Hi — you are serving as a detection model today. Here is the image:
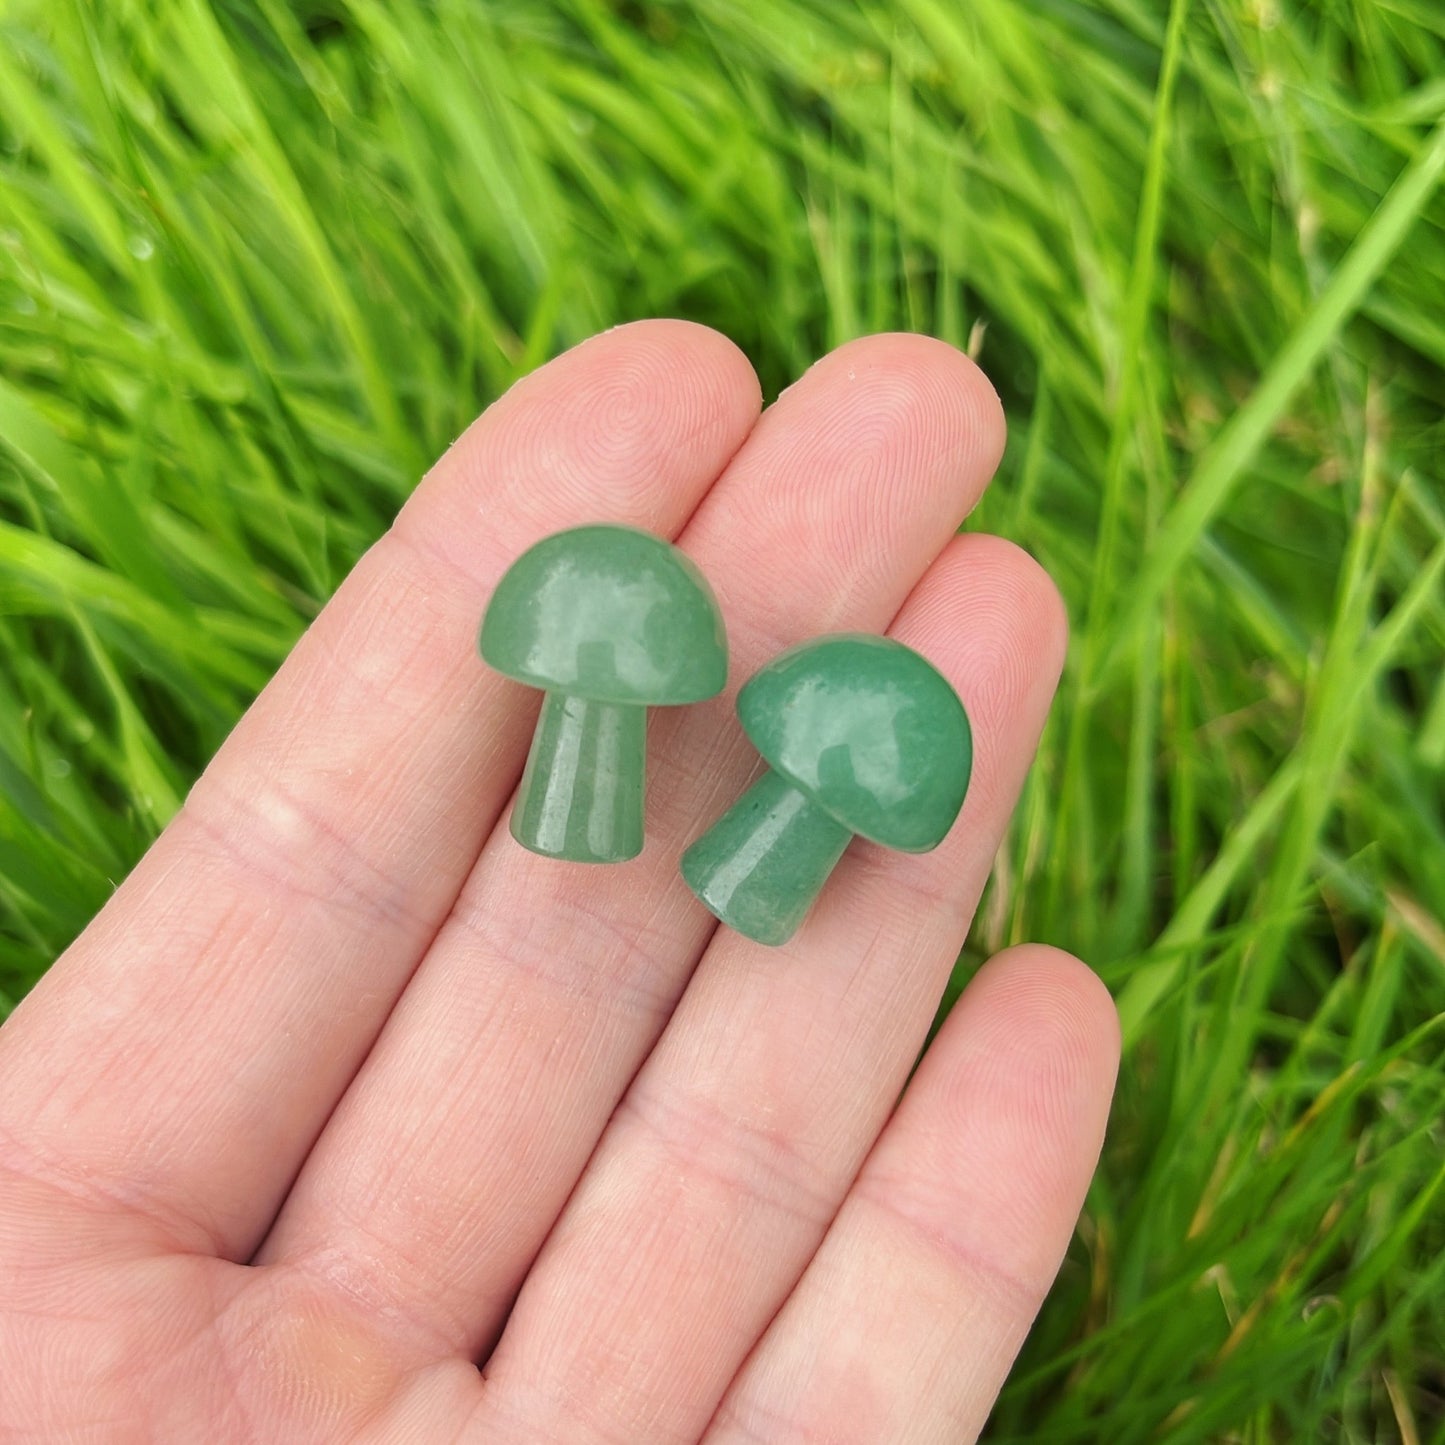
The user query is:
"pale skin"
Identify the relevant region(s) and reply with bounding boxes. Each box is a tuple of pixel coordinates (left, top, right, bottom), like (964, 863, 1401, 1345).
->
(0, 323, 1119, 1444)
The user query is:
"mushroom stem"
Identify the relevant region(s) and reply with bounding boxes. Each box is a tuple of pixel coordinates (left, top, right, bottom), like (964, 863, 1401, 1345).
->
(680, 768, 853, 946)
(511, 693, 646, 862)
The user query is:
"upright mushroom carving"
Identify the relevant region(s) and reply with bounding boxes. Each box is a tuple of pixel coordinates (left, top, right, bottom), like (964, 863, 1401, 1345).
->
(480, 524, 728, 862)
(681, 633, 972, 944)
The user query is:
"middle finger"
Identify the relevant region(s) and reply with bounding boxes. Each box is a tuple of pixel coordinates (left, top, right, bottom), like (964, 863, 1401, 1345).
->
(258, 334, 1004, 1358)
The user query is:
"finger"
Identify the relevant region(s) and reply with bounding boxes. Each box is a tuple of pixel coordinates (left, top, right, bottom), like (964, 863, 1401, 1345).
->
(469, 534, 1069, 1444)
(707, 946, 1118, 1445)
(0, 322, 760, 1259)
(258, 336, 1005, 1360)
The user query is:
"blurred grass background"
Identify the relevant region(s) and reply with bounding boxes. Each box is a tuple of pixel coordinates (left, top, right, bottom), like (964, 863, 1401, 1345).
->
(2, 0, 1443, 1438)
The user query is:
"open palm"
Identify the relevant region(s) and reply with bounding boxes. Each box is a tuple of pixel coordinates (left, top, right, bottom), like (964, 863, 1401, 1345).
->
(0, 323, 1117, 1444)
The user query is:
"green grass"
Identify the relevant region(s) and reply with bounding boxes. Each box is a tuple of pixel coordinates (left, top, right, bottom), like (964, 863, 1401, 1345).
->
(3, 0, 1444, 1438)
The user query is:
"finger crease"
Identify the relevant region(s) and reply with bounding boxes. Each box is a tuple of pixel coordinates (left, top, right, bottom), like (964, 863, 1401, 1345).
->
(180, 781, 432, 939)
(851, 1172, 1038, 1316)
(616, 1084, 837, 1233)
(0, 1118, 225, 1258)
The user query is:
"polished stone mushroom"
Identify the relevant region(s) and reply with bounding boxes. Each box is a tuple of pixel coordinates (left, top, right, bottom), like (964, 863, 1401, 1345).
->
(681, 633, 971, 944)
(479, 524, 727, 862)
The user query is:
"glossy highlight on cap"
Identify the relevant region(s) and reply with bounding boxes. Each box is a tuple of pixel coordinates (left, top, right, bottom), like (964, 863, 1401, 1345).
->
(738, 633, 971, 853)
(480, 524, 727, 705)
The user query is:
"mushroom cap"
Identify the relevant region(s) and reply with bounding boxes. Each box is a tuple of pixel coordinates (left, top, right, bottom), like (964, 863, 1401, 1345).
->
(479, 525, 728, 704)
(737, 633, 971, 853)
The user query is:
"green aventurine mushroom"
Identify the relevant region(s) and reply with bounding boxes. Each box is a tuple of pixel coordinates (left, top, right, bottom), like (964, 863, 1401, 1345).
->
(480, 524, 727, 863)
(681, 633, 971, 945)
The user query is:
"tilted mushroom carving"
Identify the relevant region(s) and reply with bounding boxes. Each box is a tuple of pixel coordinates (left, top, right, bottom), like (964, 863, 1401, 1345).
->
(681, 634, 972, 944)
(480, 525, 728, 862)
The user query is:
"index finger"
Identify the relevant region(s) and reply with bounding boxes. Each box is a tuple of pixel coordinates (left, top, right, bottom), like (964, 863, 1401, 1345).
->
(0, 321, 760, 1260)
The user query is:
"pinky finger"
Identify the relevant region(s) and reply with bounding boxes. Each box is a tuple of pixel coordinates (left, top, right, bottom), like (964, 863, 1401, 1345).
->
(704, 946, 1119, 1445)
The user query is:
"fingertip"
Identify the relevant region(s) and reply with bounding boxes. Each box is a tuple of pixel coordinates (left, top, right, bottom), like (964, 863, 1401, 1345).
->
(507, 321, 761, 521)
(582, 318, 764, 451)
(518, 317, 760, 411)
(629, 317, 763, 406)
(963, 943, 1121, 1088)
(810, 332, 1007, 487)
(920, 533, 1069, 681)
(401, 320, 762, 572)
(1020, 943, 1122, 1067)
(929, 945, 1119, 1208)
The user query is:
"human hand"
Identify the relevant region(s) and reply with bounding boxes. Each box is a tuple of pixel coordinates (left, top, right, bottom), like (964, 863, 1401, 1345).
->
(0, 323, 1118, 1444)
